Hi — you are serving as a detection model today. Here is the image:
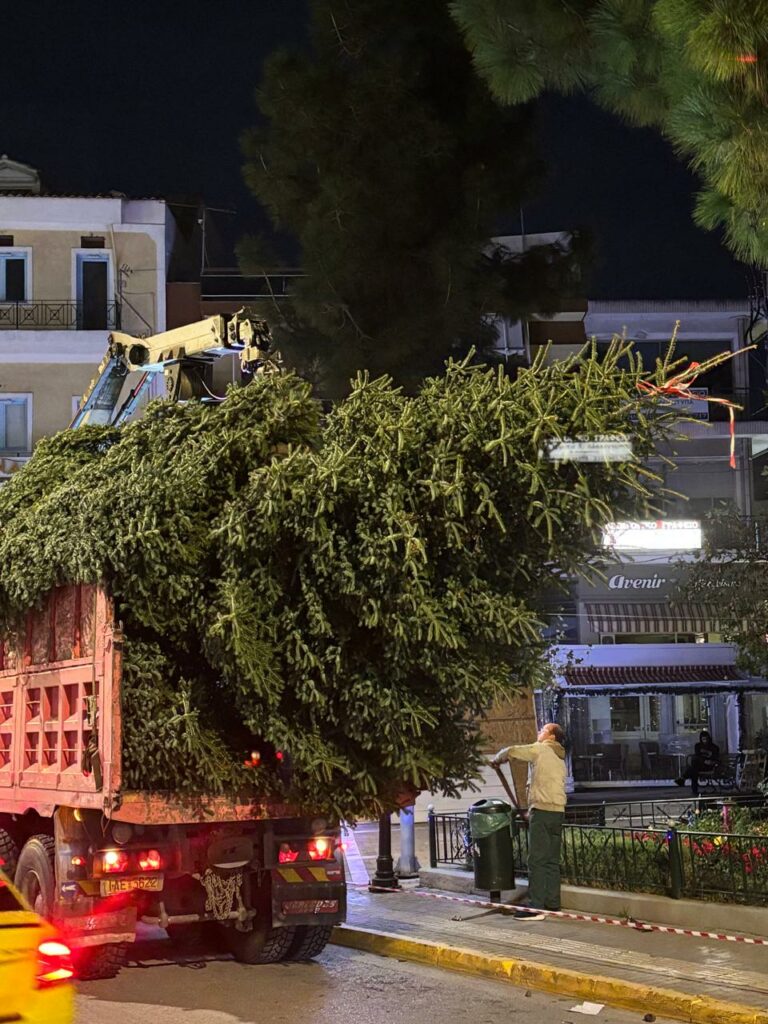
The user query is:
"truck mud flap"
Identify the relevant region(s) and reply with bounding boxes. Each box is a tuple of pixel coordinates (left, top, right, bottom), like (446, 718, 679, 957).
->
(270, 867, 346, 928)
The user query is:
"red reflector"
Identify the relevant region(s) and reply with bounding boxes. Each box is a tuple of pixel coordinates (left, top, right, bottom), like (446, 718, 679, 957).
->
(138, 849, 162, 872)
(279, 842, 299, 863)
(36, 939, 74, 988)
(102, 849, 129, 874)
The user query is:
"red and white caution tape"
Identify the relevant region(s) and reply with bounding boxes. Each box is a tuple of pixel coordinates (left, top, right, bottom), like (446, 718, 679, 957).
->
(353, 883, 768, 946)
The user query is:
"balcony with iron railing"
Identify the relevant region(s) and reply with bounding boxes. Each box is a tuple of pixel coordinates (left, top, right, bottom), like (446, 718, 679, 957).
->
(704, 515, 767, 551)
(0, 300, 121, 330)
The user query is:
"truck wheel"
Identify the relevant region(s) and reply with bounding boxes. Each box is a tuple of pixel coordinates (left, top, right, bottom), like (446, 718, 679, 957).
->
(0, 827, 19, 879)
(224, 922, 297, 964)
(287, 925, 333, 960)
(14, 835, 55, 917)
(74, 942, 126, 981)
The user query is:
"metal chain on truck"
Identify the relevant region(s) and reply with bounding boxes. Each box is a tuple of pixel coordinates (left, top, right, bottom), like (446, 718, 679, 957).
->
(200, 868, 245, 921)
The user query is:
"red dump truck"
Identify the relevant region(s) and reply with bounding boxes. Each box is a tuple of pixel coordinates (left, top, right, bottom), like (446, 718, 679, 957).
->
(0, 583, 346, 979)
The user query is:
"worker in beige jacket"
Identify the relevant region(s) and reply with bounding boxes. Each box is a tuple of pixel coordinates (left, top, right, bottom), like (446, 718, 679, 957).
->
(491, 722, 567, 920)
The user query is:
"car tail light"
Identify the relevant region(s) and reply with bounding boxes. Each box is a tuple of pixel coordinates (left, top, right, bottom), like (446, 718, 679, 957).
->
(307, 837, 333, 861)
(279, 842, 299, 863)
(138, 849, 162, 872)
(71, 855, 86, 867)
(102, 849, 129, 874)
(36, 939, 74, 988)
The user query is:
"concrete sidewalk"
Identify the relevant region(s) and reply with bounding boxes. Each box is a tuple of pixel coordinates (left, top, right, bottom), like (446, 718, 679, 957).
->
(333, 884, 768, 1024)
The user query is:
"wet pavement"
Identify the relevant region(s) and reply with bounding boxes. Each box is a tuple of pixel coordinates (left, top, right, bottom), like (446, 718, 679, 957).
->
(75, 936, 667, 1023)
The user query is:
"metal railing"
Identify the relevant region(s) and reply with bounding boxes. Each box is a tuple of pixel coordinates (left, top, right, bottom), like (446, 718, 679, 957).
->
(428, 798, 768, 905)
(428, 811, 472, 870)
(584, 793, 766, 829)
(0, 300, 121, 330)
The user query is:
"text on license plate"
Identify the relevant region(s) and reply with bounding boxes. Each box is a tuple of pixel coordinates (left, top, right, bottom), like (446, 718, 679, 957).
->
(282, 899, 339, 915)
(100, 875, 164, 896)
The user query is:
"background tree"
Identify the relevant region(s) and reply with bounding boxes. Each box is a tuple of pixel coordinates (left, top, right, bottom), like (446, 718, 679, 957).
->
(687, 515, 768, 676)
(241, 0, 586, 395)
(451, 0, 768, 266)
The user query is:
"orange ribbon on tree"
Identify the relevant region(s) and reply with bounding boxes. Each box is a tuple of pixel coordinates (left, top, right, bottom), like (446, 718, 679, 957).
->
(636, 363, 741, 468)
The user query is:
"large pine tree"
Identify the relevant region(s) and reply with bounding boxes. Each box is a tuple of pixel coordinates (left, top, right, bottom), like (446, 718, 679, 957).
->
(241, 0, 585, 395)
(451, 0, 768, 266)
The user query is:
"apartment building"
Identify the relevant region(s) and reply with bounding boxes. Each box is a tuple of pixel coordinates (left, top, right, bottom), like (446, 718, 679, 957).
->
(529, 299, 768, 788)
(0, 156, 172, 479)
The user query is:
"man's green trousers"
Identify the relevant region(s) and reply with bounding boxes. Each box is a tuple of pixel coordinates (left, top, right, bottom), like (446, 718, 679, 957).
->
(527, 807, 564, 911)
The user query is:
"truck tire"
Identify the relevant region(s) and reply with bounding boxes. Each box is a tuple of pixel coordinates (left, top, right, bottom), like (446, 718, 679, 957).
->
(14, 835, 55, 917)
(287, 925, 333, 960)
(224, 922, 298, 964)
(74, 942, 126, 981)
(0, 827, 19, 879)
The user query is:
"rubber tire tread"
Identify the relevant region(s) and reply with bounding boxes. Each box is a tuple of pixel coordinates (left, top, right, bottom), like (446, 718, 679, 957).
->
(225, 923, 298, 964)
(74, 942, 127, 981)
(287, 925, 333, 960)
(14, 834, 55, 917)
(0, 828, 19, 880)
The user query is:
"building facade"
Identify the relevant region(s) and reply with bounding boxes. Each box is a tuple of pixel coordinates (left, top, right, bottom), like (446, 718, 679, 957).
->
(530, 299, 768, 787)
(0, 157, 173, 479)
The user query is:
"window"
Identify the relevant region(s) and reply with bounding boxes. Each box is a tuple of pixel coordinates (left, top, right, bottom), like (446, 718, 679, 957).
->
(0, 250, 29, 301)
(611, 697, 641, 732)
(677, 695, 709, 729)
(0, 395, 31, 453)
(610, 696, 660, 733)
(73, 251, 112, 329)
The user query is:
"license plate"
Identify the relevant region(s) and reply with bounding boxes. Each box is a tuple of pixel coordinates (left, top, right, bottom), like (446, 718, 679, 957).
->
(282, 899, 339, 916)
(100, 874, 164, 896)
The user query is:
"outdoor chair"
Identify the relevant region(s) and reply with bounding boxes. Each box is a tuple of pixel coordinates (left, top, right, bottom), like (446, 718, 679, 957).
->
(587, 742, 626, 781)
(639, 741, 677, 780)
(736, 749, 768, 792)
(692, 753, 739, 793)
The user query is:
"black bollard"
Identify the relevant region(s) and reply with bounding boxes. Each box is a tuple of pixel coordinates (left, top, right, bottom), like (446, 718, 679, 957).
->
(369, 813, 400, 891)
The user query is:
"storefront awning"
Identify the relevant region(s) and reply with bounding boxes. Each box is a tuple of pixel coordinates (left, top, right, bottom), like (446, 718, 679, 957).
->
(585, 601, 719, 635)
(559, 663, 764, 696)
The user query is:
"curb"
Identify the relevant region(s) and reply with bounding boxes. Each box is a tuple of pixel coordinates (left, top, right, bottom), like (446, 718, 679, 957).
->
(331, 924, 768, 1024)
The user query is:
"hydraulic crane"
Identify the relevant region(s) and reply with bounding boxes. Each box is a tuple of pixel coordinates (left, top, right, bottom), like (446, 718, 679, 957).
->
(71, 309, 274, 427)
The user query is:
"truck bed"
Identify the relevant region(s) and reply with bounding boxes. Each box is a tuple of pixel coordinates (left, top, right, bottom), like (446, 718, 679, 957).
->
(0, 584, 296, 823)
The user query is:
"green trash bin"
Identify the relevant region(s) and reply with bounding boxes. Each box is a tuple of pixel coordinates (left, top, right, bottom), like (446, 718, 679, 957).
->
(468, 798, 514, 897)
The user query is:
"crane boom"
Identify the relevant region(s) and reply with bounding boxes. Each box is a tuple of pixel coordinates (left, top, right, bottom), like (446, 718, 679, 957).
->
(71, 310, 273, 428)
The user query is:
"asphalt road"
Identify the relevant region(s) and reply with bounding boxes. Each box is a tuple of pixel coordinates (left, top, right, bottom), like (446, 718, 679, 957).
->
(75, 936, 662, 1024)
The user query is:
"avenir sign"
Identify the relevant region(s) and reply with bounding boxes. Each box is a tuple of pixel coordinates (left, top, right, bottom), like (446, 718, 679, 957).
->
(608, 573, 668, 590)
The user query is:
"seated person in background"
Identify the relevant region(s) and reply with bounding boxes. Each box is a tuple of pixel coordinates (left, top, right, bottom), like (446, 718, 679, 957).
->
(675, 730, 720, 797)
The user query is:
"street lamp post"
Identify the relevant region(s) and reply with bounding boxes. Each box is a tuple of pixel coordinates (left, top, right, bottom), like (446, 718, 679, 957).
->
(369, 813, 399, 891)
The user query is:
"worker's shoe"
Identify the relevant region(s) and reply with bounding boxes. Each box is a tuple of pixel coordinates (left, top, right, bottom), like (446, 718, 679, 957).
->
(513, 908, 546, 921)
(674, 777, 685, 787)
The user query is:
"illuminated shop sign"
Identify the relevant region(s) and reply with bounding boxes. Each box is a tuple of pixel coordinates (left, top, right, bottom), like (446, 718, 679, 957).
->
(602, 520, 702, 551)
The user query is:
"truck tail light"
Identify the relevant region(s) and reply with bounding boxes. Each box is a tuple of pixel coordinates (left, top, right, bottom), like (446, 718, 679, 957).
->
(102, 849, 129, 874)
(138, 849, 162, 872)
(307, 837, 333, 861)
(36, 939, 74, 988)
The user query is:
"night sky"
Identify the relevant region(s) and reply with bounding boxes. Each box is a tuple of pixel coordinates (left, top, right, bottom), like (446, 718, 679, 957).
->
(2, 1, 747, 300)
